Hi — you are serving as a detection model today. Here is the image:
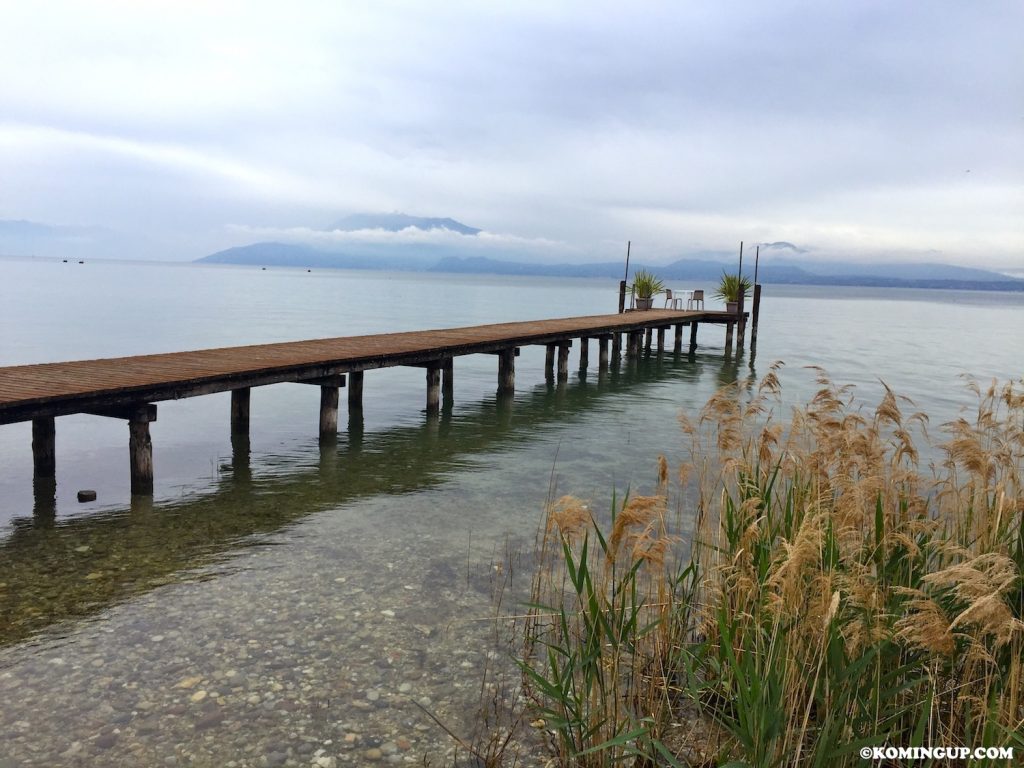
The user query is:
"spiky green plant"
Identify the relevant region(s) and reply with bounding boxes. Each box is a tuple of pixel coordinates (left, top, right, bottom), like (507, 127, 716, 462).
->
(631, 270, 665, 300)
(713, 272, 752, 303)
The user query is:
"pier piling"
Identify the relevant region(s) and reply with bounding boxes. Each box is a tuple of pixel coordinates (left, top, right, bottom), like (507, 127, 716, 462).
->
(319, 385, 339, 438)
(32, 417, 55, 479)
(348, 371, 364, 417)
(442, 357, 454, 405)
(598, 335, 610, 370)
(128, 406, 156, 495)
(557, 342, 571, 382)
(674, 324, 683, 354)
(751, 284, 762, 344)
(231, 388, 250, 436)
(426, 365, 441, 416)
(497, 348, 516, 393)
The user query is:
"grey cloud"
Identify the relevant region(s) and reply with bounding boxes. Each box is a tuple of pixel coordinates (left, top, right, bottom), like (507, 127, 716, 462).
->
(0, 1, 1020, 266)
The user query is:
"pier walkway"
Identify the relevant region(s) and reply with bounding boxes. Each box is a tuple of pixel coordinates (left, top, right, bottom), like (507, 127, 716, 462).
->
(1, 308, 744, 495)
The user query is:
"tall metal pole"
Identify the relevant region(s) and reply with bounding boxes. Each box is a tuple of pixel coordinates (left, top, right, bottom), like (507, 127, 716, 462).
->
(751, 245, 762, 344)
(736, 242, 745, 348)
(618, 240, 631, 313)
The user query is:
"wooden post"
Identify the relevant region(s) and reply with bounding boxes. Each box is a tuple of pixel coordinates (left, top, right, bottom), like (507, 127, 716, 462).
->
(690, 321, 699, 352)
(598, 336, 610, 370)
(231, 388, 250, 436)
(644, 327, 653, 352)
(319, 385, 339, 437)
(611, 332, 621, 361)
(545, 344, 555, 378)
(579, 337, 589, 371)
(737, 314, 746, 351)
(32, 416, 56, 478)
(128, 407, 156, 495)
(656, 327, 666, 352)
(426, 364, 441, 416)
(557, 342, 570, 382)
(628, 330, 643, 357)
(442, 357, 454, 405)
(725, 322, 735, 354)
(498, 348, 515, 393)
(674, 324, 683, 354)
(618, 280, 627, 313)
(751, 284, 762, 343)
(348, 370, 364, 416)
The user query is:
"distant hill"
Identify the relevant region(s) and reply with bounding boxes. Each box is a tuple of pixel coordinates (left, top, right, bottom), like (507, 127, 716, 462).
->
(198, 243, 1024, 292)
(329, 213, 481, 235)
(775, 260, 1014, 282)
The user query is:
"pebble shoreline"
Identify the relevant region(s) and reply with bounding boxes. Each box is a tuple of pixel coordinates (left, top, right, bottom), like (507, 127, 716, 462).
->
(0, 493, 544, 767)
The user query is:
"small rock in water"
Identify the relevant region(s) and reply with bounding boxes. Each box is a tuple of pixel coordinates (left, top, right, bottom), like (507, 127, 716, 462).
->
(363, 748, 382, 762)
(193, 710, 224, 730)
(95, 732, 119, 749)
(77, 490, 97, 502)
(175, 675, 203, 689)
(190, 690, 208, 703)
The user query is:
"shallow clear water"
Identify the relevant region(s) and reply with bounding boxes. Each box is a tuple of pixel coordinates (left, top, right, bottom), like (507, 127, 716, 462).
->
(0, 258, 1021, 766)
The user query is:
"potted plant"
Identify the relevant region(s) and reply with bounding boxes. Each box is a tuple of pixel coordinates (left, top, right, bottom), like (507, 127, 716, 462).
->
(630, 269, 664, 310)
(714, 272, 752, 313)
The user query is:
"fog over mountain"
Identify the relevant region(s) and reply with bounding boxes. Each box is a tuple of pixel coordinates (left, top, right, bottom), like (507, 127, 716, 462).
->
(194, 214, 1023, 292)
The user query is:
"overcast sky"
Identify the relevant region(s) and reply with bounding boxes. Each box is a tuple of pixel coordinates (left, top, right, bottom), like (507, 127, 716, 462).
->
(0, 1, 1021, 266)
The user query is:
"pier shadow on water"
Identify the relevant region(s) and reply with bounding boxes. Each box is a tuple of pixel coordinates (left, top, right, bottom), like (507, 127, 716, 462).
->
(0, 350, 749, 649)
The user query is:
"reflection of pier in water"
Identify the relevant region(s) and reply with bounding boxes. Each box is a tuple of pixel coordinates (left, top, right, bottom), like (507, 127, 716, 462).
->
(0, 351, 750, 647)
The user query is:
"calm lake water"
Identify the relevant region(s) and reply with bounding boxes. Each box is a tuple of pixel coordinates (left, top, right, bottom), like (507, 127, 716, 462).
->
(0, 257, 1021, 766)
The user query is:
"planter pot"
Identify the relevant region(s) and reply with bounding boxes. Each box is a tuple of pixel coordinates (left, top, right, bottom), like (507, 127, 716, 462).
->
(636, 297, 654, 310)
(726, 301, 738, 313)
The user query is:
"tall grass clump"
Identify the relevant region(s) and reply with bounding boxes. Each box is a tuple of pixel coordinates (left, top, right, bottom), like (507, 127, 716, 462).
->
(522, 366, 1023, 766)
(522, 473, 687, 766)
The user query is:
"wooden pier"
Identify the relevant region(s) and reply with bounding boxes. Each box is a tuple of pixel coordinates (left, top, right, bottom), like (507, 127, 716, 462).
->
(0, 309, 744, 497)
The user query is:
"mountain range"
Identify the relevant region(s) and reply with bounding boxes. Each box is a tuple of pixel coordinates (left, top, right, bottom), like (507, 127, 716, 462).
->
(3, 214, 1021, 291)
(197, 214, 1024, 292)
